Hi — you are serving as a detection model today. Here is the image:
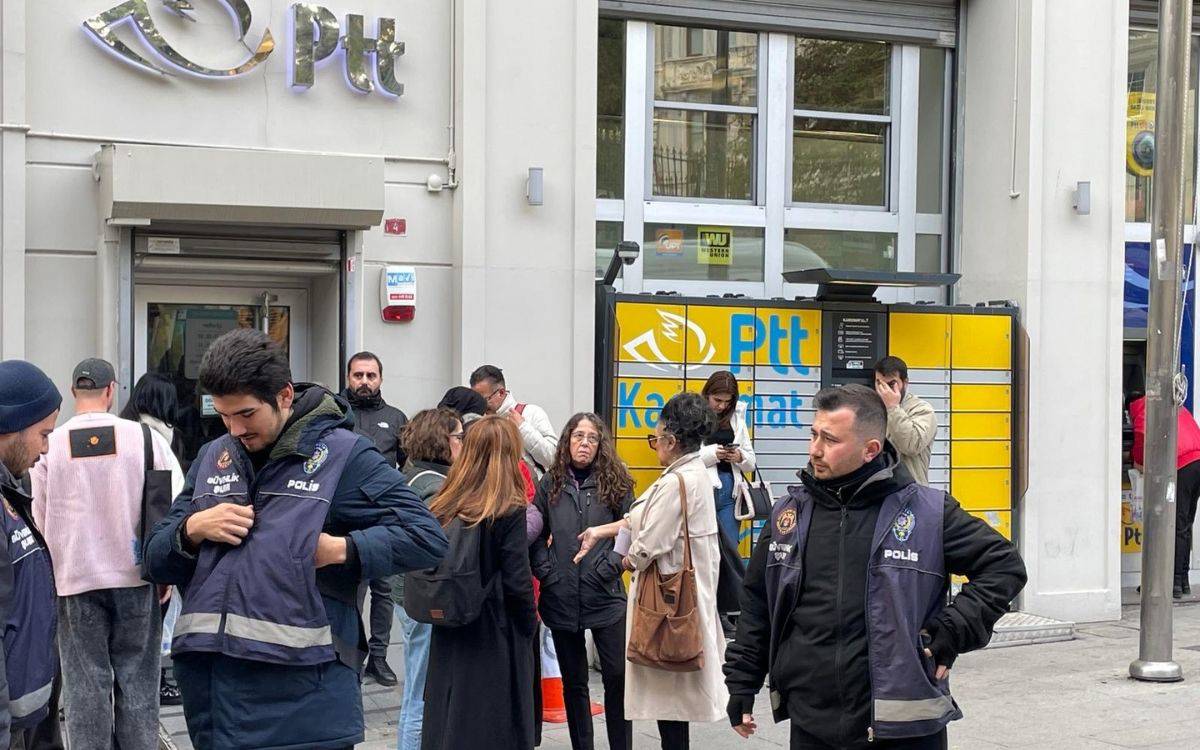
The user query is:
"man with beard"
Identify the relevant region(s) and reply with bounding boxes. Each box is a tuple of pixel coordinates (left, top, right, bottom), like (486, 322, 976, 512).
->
(0, 360, 61, 749)
(342, 352, 408, 686)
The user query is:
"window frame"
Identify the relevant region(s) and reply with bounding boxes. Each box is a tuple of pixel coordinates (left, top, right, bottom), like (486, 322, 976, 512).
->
(646, 25, 767, 205)
(598, 18, 954, 302)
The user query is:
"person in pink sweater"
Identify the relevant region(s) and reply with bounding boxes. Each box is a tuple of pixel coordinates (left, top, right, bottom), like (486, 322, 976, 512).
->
(30, 358, 175, 750)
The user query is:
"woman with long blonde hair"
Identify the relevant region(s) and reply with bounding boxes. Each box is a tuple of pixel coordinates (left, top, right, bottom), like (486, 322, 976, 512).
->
(420, 416, 538, 750)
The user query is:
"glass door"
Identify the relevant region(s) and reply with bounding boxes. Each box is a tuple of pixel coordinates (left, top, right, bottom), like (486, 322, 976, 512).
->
(134, 285, 309, 465)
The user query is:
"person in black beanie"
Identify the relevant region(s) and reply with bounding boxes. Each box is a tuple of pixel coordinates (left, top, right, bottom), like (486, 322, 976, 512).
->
(437, 386, 487, 428)
(341, 352, 408, 687)
(0, 360, 62, 749)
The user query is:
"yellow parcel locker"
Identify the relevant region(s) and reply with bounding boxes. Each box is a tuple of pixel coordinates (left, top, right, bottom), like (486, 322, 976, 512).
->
(754, 308, 822, 368)
(617, 437, 660, 469)
(950, 413, 1011, 441)
(685, 305, 756, 367)
(630, 468, 662, 498)
(951, 315, 1012, 370)
(969, 510, 1012, 541)
(951, 469, 1012, 511)
(616, 302, 686, 363)
(950, 384, 1012, 412)
(951, 441, 1012, 468)
(888, 313, 950, 369)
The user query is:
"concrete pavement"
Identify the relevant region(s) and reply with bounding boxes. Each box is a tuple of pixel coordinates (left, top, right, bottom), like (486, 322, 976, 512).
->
(159, 597, 1200, 749)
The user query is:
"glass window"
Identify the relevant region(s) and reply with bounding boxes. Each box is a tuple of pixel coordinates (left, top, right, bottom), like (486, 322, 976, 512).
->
(653, 109, 754, 200)
(916, 48, 947, 215)
(644, 223, 764, 281)
(1126, 30, 1199, 223)
(653, 25, 758, 200)
(598, 19, 625, 199)
(793, 118, 886, 205)
(794, 39, 888, 114)
(596, 221, 622, 279)
(916, 234, 941, 273)
(654, 26, 758, 107)
(792, 37, 890, 206)
(784, 229, 896, 273)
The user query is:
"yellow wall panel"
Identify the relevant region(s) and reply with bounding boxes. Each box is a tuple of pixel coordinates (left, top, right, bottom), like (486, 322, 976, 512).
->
(950, 413, 1011, 440)
(951, 315, 1013, 370)
(616, 302, 686, 363)
(888, 313, 950, 369)
(617, 377, 683, 407)
(754, 308, 822, 369)
(951, 441, 1012, 468)
(951, 384, 1012, 412)
(952, 469, 1012, 511)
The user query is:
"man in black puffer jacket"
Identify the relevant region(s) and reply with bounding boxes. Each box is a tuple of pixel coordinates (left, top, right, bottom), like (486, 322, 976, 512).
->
(342, 352, 409, 688)
(724, 384, 1026, 750)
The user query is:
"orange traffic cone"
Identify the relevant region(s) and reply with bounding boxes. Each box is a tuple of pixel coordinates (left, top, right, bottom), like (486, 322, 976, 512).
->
(541, 676, 568, 723)
(540, 676, 605, 723)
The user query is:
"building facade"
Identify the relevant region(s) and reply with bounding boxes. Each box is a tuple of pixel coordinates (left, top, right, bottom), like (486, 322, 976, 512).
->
(0, 0, 1180, 624)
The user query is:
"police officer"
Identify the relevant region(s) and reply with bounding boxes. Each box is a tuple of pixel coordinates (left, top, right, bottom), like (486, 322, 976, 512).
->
(143, 330, 447, 750)
(723, 384, 1027, 750)
(0, 361, 61, 749)
(341, 351, 408, 686)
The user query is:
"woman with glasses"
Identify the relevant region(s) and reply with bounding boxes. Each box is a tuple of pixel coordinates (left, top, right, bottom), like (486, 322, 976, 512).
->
(420, 416, 538, 750)
(576, 392, 728, 749)
(392, 408, 464, 750)
(530, 414, 635, 750)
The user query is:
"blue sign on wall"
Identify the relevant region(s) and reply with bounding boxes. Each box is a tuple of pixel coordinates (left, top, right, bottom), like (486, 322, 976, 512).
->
(1125, 242, 1195, 410)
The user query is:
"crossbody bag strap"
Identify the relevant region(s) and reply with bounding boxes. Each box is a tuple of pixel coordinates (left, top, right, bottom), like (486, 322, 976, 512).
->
(673, 472, 693, 571)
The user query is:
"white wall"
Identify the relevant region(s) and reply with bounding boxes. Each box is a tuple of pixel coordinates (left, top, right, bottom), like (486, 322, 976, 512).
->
(11, 0, 596, 436)
(960, 0, 1126, 623)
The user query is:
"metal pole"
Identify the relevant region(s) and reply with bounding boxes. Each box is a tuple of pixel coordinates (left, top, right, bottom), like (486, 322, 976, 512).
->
(1131, 0, 1191, 684)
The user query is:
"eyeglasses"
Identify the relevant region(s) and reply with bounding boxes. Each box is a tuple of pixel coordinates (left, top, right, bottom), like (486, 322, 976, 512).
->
(570, 431, 600, 445)
(486, 387, 504, 402)
(646, 433, 674, 449)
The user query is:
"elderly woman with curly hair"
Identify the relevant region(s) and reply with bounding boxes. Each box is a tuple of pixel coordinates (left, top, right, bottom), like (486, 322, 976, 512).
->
(575, 392, 728, 749)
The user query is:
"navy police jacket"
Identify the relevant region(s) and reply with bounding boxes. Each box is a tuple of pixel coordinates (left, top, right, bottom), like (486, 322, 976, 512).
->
(724, 445, 1027, 747)
(0, 463, 57, 744)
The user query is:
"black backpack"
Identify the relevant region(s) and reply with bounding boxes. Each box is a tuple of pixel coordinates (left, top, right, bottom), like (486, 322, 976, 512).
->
(404, 516, 495, 627)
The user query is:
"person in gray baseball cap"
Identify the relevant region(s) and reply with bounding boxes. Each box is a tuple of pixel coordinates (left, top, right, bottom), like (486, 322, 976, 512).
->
(0, 360, 61, 749)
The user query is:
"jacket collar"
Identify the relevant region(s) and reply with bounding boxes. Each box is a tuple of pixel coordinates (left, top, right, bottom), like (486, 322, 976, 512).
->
(405, 458, 450, 477)
(664, 451, 701, 474)
(498, 391, 519, 416)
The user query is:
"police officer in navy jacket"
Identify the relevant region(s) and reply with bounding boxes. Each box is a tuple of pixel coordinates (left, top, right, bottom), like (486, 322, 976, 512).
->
(143, 329, 448, 750)
(723, 384, 1026, 750)
(0, 360, 62, 749)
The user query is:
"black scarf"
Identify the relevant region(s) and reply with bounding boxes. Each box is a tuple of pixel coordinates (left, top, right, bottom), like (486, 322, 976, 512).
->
(345, 387, 384, 411)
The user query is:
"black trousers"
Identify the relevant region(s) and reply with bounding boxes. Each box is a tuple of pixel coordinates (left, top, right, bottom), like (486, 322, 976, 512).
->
(657, 721, 689, 749)
(368, 576, 395, 658)
(550, 620, 632, 750)
(791, 724, 947, 750)
(1176, 460, 1200, 582)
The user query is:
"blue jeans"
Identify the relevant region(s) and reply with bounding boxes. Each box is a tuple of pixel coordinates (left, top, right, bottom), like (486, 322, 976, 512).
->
(716, 469, 739, 545)
(396, 608, 431, 750)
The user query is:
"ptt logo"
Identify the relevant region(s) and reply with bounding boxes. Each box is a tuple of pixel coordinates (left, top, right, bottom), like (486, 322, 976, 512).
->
(728, 313, 811, 375)
(622, 310, 715, 373)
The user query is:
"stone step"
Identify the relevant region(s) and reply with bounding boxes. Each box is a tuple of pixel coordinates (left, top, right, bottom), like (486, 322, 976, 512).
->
(987, 611, 1075, 648)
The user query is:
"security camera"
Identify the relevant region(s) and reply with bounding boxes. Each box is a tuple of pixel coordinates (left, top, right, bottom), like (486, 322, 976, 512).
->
(426, 173, 445, 192)
(616, 240, 640, 265)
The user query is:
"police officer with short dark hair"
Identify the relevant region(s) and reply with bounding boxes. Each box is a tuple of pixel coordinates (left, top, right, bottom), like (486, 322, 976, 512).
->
(723, 384, 1026, 750)
(342, 351, 408, 686)
(143, 330, 447, 750)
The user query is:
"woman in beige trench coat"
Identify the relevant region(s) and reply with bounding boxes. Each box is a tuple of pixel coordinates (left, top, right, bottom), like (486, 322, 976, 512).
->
(576, 392, 728, 749)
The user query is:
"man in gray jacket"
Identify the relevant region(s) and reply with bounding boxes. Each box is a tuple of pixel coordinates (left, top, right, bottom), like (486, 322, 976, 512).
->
(874, 356, 937, 486)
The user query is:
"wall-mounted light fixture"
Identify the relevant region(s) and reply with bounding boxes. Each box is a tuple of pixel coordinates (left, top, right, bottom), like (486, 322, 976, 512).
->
(526, 167, 544, 206)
